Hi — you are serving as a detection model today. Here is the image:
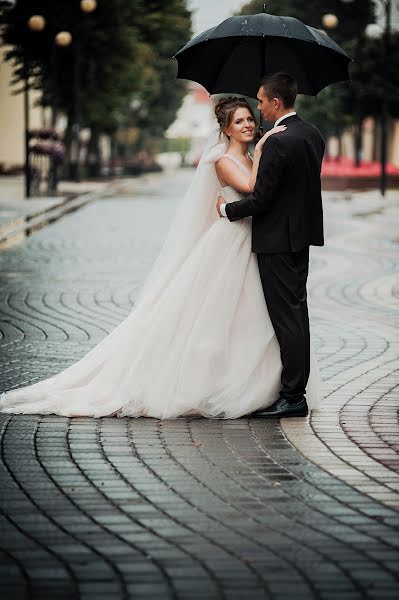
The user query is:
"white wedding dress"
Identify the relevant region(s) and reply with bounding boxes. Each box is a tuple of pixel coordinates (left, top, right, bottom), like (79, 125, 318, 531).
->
(0, 131, 320, 419)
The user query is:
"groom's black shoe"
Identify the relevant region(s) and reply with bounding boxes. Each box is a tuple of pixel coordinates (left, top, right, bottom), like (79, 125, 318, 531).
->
(250, 397, 308, 419)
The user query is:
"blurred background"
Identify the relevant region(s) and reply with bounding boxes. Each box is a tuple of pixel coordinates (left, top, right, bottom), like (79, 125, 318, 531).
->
(0, 0, 398, 197)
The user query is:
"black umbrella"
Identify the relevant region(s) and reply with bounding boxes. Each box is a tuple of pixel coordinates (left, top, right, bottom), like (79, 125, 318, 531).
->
(174, 12, 352, 98)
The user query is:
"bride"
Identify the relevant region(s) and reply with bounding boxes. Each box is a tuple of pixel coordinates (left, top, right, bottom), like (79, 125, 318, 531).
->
(0, 97, 320, 419)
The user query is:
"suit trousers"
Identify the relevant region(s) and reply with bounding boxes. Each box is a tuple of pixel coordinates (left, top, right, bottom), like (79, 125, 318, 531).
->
(257, 247, 310, 403)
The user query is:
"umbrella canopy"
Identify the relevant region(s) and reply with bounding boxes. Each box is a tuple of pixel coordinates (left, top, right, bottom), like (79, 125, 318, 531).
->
(174, 13, 352, 97)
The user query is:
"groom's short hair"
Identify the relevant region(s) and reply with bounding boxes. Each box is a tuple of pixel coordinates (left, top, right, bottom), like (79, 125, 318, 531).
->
(260, 72, 298, 108)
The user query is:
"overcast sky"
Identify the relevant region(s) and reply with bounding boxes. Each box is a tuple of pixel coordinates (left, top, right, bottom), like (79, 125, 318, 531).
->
(188, 0, 248, 36)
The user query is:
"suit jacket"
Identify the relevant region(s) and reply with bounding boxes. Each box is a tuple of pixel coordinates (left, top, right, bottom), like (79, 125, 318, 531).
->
(225, 114, 325, 253)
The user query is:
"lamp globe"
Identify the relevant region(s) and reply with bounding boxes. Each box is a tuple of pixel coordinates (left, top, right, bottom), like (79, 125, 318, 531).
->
(55, 31, 72, 46)
(80, 0, 97, 13)
(322, 13, 339, 29)
(28, 15, 46, 32)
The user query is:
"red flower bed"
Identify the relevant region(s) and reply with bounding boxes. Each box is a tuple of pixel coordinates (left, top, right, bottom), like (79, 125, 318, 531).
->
(322, 157, 399, 177)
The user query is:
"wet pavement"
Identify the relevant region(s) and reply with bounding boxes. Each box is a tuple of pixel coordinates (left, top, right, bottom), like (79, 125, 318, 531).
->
(0, 169, 398, 599)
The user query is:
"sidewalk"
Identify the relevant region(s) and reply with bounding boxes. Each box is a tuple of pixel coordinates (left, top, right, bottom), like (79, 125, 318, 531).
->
(0, 171, 398, 599)
(0, 175, 112, 248)
(283, 186, 399, 511)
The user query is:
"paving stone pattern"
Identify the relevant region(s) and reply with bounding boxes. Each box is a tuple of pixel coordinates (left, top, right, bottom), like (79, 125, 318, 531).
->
(0, 171, 398, 599)
(283, 191, 399, 510)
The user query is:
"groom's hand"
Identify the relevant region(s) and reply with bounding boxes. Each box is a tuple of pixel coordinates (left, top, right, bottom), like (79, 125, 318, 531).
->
(216, 196, 224, 217)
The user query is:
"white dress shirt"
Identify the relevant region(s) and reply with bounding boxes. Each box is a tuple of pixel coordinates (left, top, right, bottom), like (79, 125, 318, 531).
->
(219, 112, 297, 217)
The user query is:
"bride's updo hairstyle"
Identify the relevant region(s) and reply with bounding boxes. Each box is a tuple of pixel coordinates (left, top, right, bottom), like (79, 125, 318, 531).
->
(215, 97, 256, 137)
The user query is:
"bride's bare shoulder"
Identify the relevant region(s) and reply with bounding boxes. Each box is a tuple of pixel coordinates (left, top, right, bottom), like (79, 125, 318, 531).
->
(215, 154, 235, 173)
(215, 155, 237, 183)
(215, 154, 252, 194)
(215, 155, 231, 187)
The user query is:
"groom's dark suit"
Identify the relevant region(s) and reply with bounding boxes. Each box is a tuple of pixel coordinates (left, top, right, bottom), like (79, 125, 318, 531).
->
(225, 114, 325, 403)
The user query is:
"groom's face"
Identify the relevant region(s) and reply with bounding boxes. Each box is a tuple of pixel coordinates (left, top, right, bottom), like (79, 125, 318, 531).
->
(257, 86, 278, 123)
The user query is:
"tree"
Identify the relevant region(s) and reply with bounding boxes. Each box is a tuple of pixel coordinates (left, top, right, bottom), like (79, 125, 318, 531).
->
(239, 0, 373, 43)
(347, 33, 399, 120)
(124, 1, 192, 157)
(0, 0, 191, 175)
(237, 0, 381, 144)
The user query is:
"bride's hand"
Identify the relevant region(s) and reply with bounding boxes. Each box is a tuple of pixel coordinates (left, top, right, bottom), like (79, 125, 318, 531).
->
(255, 125, 286, 154)
(216, 195, 224, 217)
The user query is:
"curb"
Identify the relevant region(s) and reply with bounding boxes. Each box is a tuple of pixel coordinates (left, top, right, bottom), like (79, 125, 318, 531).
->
(0, 190, 105, 249)
(322, 174, 399, 191)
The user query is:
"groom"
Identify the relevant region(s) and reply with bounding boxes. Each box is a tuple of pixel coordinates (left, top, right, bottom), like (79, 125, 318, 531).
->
(217, 72, 325, 418)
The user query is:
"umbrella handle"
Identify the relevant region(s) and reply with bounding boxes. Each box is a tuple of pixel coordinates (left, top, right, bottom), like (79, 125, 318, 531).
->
(254, 124, 264, 145)
(259, 109, 264, 134)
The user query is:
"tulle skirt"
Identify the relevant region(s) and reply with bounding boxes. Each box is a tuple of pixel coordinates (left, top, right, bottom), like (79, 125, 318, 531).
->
(0, 215, 320, 419)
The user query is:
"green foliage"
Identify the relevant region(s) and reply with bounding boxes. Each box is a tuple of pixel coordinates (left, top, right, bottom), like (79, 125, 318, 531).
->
(127, 1, 191, 151)
(238, 0, 396, 136)
(297, 32, 399, 137)
(0, 0, 191, 147)
(239, 1, 373, 44)
(347, 33, 399, 119)
(295, 83, 352, 138)
(160, 136, 190, 153)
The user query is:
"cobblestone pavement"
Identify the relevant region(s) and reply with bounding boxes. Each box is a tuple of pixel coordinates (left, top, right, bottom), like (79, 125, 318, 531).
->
(0, 170, 398, 599)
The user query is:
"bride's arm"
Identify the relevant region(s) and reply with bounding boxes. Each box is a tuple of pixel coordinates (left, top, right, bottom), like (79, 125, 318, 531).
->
(215, 157, 252, 194)
(215, 125, 287, 194)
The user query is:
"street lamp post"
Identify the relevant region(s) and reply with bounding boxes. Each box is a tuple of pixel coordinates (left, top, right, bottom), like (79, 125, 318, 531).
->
(380, 0, 391, 197)
(25, 1, 97, 186)
(323, 0, 393, 196)
(24, 14, 47, 198)
(72, 0, 97, 182)
(366, 0, 392, 196)
(69, 0, 97, 182)
(23, 58, 31, 198)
